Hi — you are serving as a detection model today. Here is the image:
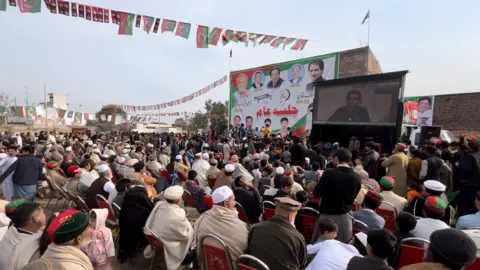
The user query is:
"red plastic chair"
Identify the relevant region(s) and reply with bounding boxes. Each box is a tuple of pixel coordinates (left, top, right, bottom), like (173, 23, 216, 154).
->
(236, 202, 250, 224)
(142, 227, 165, 270)
(95, 194, 118, 226)
(112, 202, 121, 219)
(308, 193, 321, 205)
(177, 171, 187, 182)
(377, 201, 397, 232)
(397, 237, 429, 268)
(262, 201, 275, 220)
(299, 207, 319, 242)
(352, 202, 358, 211)
(74, 195, 90, 213)
(204, 195, 214, 210)
(465, 258, 480, 270)
(208, 177, 217, 189)
(237, 254, 270, 270)
(182, 190, 197, 208)
(200, 233, 234, 270)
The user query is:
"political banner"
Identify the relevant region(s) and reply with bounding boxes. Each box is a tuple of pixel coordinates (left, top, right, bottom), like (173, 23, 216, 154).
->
(403, 96, 434, 126)
(229, 53, 338, 136)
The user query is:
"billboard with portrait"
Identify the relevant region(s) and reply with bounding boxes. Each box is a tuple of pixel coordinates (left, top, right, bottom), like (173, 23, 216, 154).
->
(314, 80, 401, 126)
(229, 53, 338, 136)
(403, 96, 435, 127)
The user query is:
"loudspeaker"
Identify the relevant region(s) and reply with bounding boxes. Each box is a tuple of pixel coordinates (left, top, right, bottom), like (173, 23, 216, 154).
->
(419, 125, 441, 147)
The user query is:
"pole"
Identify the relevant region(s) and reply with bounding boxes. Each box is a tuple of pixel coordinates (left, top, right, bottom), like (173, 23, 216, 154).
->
(25, 86, 28, 106)
(44, 85, 48, 132)
(227, 48, 232, 132)
(367, 13, 371, 47)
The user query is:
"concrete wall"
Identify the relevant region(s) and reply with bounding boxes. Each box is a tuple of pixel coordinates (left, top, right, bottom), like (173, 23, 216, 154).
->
(433, 92, 480, 135)
(337, 46, 382, 78)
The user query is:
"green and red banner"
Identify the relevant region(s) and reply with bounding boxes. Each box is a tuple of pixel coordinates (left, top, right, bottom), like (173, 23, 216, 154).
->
(196, 25, 209, 48)
(142, 16, 154, 33)
(161, 19, 176, 33)
(118, 12, 135, 35)
(175, 22, 191, 39)
(18, 0, 41, 13)
(209, 27, 222, 46)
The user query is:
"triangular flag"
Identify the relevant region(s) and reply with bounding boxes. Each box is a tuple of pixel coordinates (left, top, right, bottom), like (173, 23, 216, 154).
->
(361, 10, 370, 24)
(142, 15, 154, 33)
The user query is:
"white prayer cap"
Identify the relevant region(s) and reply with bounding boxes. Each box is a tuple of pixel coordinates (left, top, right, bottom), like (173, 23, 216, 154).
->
(146, 143, 154, 148)
(121, 149, 129, 154)
(276, 167, 285, 175)
(225, 164, 235, 173)
(252, 153, 260, 160)
(117, 157, 125, 164)
(96, 164, 109, 173)
(305, 157, 310, 164)
(175, 155, 182, 160)
(424, 180, 446, 192)
(93, 149, 101, 153)
(87, 141, 93, 146)
(92, 144, 98, 148)
(212, 186, 233, 204)
(125, 144, 131, 149)
(126, 159, 139, 167)
(195, 153, 202, 157)
(202, 153, 209, 159)
(164, 186, 184, 201)
(242, 137, 247, 141)
(65, 146, 72, 152)
(162, 142, 167, 147)
(100, 154, 109, 159)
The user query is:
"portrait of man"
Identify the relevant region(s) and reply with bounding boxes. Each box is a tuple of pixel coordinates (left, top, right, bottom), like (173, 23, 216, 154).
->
(266, 67, 284, 89)
(417, 96, 433, 126)
(264, 118, 272, 127)
(25, 107, 36, 121)
(280, 117, 289, 138)
(246, 116, 253, 129)
(328, 90, 370, 123)
(233, 115, 242, 128)
(289, 64, 303, 84)
(252, 71, 264, 90)
(305, 59, 326, 93)
(234, 73, 251, 106)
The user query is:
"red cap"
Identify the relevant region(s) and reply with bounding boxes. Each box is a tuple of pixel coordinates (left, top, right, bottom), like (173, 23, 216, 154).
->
(67, 165, 81, 176)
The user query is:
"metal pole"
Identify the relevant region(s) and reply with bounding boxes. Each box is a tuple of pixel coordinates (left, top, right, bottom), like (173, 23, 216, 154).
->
(44, 85, 48, 132)
(367, 13, 371, 47)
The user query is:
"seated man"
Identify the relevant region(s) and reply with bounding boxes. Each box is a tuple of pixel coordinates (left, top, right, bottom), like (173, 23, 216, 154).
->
(456, 191, 480, 229)
(144, 186, 195, 270)
(194, 186, 248, 267)
(274, 175, 296, 200)
(411, 196, 450, 240)
(347, 229, 397, 269)
(409, 180, 451, 223)
(246, 197, 307, 270)
(233, 175, 261, 223)
(379, 176, 408, 214)
(401, 229, 477, 270)
(66, 165, 83, 197)
(112, 178, 132, 207)
(353, 190, 385, 229)
(185, 170, 208, 214)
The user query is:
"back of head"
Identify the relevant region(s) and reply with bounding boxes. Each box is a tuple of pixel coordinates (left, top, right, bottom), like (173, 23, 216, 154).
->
(367, 229, 397, 259)
(12, 202, 42, 229)
(395, 212, 417, 233)
(363, 190, 383, 210)
(428, 228, 477, 269)
(234, 176, 243, 187)
(188, 170, 197, 180)
(133, 161, 145, 172)
(280, 176, 294, 188)
(295, 190, 308, 204)
(273, 174, 282, 189)
(425, 145, 437, 156)
(116, 178, 132, 193)
(317, 219, 338, 234)
(334, 147, 352, 164)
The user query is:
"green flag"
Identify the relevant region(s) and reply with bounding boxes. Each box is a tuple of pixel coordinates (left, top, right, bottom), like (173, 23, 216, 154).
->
(161, 19, 177, 33)
(142, 16, 155, 33)
(196, 25, 209, 48)
(18, 0, 41, 13)
(175, 22, 191, 39)
(118, 13, 135, 35)
(0, 0, 6, 11)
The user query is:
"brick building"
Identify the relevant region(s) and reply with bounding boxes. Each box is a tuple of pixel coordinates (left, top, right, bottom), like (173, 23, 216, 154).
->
(433, 92, 480, 137)
(337, 46, 382, 78)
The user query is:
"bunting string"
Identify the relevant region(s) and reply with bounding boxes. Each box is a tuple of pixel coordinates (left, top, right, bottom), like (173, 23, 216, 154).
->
(0, 0, 308, 51)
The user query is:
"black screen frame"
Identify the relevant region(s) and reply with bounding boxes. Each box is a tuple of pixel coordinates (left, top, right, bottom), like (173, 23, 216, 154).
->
(312, 71, 408, 127)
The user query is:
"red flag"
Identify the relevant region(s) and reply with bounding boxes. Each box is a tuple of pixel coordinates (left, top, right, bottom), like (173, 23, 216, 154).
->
(111, 10, 119, 24)
(135, 14, 141, 28)
(71, 2, 77, 17)
(291, 39, 308, 51)
(85, 6, 91, 20)
(153, 18, 160, 33)
(103, 9, 109, 23)
(92, 7, 98, 21)
(45, 0, 57, 13)
(78, 4, 84, 18)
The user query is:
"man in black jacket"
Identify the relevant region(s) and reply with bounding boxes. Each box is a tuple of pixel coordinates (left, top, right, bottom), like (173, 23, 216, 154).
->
(0, 145, 45, 202)
(312, 148, 361, 243)
(289, 137, 307, 167)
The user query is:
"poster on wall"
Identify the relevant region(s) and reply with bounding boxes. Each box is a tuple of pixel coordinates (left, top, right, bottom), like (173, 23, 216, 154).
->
(403, 96, 434, 127)
(229, 53, 338, 136)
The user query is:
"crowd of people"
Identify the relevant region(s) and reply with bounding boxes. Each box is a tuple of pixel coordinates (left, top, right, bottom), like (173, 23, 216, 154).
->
(0, 129, 479, 269)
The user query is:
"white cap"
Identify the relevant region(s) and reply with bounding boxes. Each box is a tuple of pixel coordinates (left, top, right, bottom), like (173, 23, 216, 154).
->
(305, 157, 310, 163)
(225, 164, 235, 173)
(101, 154, 109, 159)
(212, 186, 233, 204)
(92, 144, 98, 148)
(175, 155, 182, 160)
(117, 157, 125, 164)
(146, 143, 153, 148)
(65, 146, 72, 152)
(162, 142, 167, 147)
(121, 149, 129, 154)
(424, 180, 446, 192)
(276, 167, 285, 175)
(125, 144, 131, 149)
(242, 137, 247, 141)
(202, 153, 209, 159)
(126, 159, 139, 167)
(87, 141, 93, 146)
(164, 186, 184, 200)
(195, 153, 202, 157)
(252, 153, 260, 160)
(93, 149, 101, 153)
(96, 164, 109, 173)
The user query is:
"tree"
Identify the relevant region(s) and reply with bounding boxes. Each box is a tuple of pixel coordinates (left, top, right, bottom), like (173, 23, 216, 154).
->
(187, 111, 208, 133)
(173, 117, 188, 131)
(96, 105, 127, 117)
(204, 99, 229, 134)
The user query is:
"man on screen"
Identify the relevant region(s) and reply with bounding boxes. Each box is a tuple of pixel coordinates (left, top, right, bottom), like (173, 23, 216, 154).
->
(266, 67, 284, 89)
(305, 59, 326, 94)
(280, 117, 289, 138)
(328, 90, 371, 123)
(417, 96, 433, 126)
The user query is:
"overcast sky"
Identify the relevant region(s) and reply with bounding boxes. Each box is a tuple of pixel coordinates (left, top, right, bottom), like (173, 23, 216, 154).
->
(1, 0, 479, 122)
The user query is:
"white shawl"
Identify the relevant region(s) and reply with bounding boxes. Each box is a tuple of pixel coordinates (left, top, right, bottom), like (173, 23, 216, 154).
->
(145, 201, 194, 270)
(0, 226, 32, 269)
(7, 231, 42, 270)
(41, 244, 94, 270)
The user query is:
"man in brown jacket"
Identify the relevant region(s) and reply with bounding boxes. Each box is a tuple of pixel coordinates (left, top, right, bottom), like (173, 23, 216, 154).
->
(382, 144, 409, 197)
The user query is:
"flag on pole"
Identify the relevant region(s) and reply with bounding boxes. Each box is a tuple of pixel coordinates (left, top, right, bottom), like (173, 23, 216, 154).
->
(361, 10, 370, 24)
(196, 25, 209, 48)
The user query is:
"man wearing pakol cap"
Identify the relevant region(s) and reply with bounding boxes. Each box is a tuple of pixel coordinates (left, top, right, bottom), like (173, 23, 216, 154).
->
(246, 197, 307, 270)
(0, 145, 18, 201)
(379, 176, 408, 214)
(353, 190, 386, 229)
(65, 165, 84, 197)
(408, 180, 451, 223)
(45, 160, 68, 188)
(411, 196, 450, 240)
(213, 163, 235, 190)
(0, 202, 46, 269)
(144, 186, 195, 270)
(312, 148, 361, 243)
(192, 153, 210, 189)
(41, 210, 93, 270)
(401, 228, 477, 270)
(194, 186, 248, 268)
(347, 229, 397, 270)
(85, 164, 116, 209)
(382, 143, 409, 197)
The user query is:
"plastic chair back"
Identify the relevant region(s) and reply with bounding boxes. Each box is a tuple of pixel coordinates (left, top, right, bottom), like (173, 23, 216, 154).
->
(299, 207, 319, 242)
(465, 258, 480, 270)
(237, 254, 270, 270)
(353, 219, 369, 234)
(376, 201, 397, 232)
(262, 201, 275, 220)
(112, 202, 121, 219)
(397, 237, 430, 268)
(95, 194, 118, 225)
(204, 196, 213, 210)
(200, 233, 234, 270)
(236, 202, 250, 224)
(208, 177, 217, 189)
(142, 227, 165, 253)
(182, 190, 197, 208)
(74, 195, 90, 213)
